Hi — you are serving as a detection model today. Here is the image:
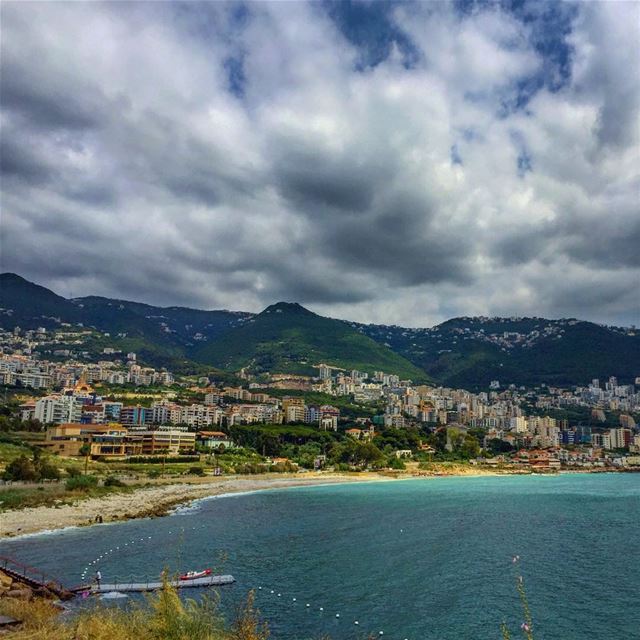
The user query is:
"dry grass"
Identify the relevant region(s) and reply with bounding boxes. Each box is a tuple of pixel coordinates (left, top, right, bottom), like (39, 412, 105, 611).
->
(0, 580, 268, 640)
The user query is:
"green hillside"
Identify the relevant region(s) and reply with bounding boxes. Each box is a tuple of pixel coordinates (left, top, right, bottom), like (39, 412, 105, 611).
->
(75, 296, 252, 344)
(355, 317, 640, 387)
(191, 302, 428, 380)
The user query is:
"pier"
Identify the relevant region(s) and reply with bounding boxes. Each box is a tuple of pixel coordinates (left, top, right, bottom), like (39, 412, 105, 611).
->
(77, 574, 236, 594)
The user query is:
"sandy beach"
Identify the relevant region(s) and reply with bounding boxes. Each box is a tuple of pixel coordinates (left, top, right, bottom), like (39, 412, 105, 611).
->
(0, 474, 382, 539)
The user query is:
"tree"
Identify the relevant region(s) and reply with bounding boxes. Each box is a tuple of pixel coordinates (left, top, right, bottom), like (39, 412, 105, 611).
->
(329, 440, 384, 468)
(79, 443, 92, 475)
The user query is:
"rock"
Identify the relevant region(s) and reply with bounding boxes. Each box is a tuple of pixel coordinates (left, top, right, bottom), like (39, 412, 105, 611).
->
(0, 571, 13, 587)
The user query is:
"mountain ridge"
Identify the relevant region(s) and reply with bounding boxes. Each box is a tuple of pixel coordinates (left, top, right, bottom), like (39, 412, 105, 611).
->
(1, 272, 638, 386)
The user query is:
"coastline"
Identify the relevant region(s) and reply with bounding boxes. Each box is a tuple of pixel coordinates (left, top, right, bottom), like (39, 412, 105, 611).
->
(6, 465, 629, 540)
(0, 466, 514, 540)
(0, 473, 386, 539)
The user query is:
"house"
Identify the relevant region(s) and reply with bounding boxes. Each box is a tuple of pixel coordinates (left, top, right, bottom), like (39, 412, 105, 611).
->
(527, 449, 561, 470)
(197, 431, 235, 450)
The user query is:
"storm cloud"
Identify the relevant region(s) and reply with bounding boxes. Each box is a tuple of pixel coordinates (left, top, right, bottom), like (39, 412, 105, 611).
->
(1, 1, 638, 326)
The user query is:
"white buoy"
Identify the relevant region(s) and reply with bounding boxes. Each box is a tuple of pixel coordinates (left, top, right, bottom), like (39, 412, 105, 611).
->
(379, 632, 384, 636)
(270, 590, 274, 594)
(292, 598, 296, 602)
(354, 621, 359, 625)
(277, 593, 281, 597)
(258, 587, 262, 590)
(335, 613, 340, 618)
(319, 607, 324, 611)
(306, 604, 310, 608)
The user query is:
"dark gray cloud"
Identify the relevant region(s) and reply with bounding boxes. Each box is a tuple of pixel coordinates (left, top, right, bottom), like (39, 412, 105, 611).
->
(0, 127, 53, 184)
(1, 0, 638, 326)
(274, 151, 378, 213)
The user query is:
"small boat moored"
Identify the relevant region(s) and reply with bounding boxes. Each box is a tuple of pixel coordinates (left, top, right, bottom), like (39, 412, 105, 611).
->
(179, 568, 213, 581)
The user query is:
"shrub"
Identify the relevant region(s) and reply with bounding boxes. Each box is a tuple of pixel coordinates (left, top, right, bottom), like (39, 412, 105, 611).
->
(66, 475, 98, 491)
(3, 455, 39, 481)
(387, 456, 406, 470)
(39, 461, 61, 480)
(66, 466, 82, 478)
(188, 466, 205, 476)
(234, 463, 268, 475)
(268, 461, 297, 473)
(104, 476, 126, 487)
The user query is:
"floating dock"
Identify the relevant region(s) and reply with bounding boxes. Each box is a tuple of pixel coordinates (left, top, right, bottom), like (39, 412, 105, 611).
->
(80, 574, 235, 594)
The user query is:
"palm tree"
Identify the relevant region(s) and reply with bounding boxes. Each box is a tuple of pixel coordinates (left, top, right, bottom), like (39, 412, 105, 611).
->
(79, 443, 91, 475)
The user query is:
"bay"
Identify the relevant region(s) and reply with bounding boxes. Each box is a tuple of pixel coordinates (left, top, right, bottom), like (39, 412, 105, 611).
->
(1, 473, 638, 639)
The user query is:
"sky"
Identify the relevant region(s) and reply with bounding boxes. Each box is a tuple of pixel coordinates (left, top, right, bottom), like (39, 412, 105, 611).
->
(1, 0, 639, 327)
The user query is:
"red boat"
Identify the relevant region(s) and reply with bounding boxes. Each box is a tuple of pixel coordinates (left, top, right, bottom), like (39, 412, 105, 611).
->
(179, 568, 212, 581)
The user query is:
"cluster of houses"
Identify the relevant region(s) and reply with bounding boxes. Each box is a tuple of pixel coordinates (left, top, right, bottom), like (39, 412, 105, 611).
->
(0, 348, 174, 390)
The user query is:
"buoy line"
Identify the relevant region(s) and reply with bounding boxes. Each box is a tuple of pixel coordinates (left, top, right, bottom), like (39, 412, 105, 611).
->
(254, 585, 404, 639)
(79, 521, 219, 582)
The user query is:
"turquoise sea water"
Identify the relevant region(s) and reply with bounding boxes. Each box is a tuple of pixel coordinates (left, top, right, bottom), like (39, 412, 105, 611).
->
(1, 474, 638, 639)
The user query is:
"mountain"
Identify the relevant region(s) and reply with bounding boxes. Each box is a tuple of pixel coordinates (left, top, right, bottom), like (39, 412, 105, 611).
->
(191, 302, 428, 380)
(0, 273, 251, 372)
(0, 274, 424, 380)
(0, 273, 83, 327)
(1, 273, 638, 386)
(353, 316, 640, 388)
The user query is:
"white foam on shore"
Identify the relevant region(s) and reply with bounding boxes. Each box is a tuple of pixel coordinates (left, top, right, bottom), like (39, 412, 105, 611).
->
(168, 489, 263, 516)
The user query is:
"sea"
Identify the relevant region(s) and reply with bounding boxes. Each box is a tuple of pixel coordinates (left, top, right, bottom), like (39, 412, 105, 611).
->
(1, 473, 638, 640)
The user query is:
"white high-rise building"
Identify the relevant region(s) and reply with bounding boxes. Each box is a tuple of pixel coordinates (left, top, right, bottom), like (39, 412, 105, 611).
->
(35, 395, 82, 424)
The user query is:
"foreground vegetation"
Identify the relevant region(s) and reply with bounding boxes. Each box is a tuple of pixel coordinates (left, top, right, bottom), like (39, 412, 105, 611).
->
(0, 580, 268, 640)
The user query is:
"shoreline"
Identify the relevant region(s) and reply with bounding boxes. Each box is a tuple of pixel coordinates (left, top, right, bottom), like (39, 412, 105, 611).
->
(0, 473, 387, 540)
(0, 466, 629, 540)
